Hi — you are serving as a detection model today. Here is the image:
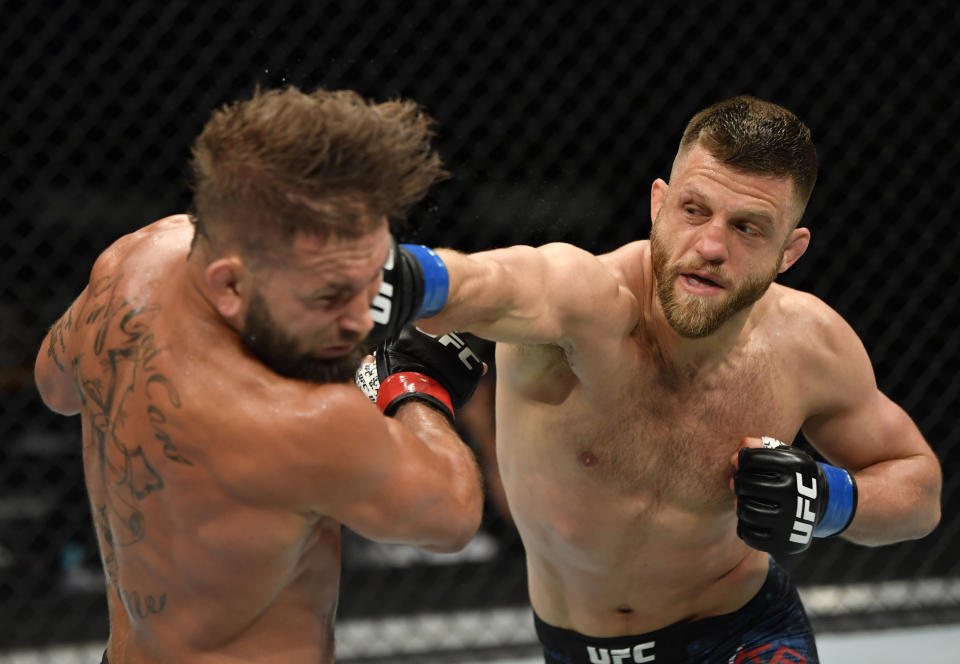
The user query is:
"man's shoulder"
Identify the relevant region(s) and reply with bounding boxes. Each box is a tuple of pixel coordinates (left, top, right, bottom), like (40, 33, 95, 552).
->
(598, 239, 649, 264)
(762, 287, 881, 423)
(762, 284, 867, 375)
(70, 215, 188, 319)
(765, 283, 847, 334)
(597, 240, 650, 292)
(95, 214, 192, 267)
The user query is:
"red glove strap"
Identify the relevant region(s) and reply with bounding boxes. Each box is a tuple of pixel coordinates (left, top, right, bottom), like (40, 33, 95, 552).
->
(376, 372, 454, 418)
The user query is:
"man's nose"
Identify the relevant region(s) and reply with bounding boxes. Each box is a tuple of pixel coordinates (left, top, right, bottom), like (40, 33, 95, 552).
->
(694, 218, 729, 264)
(338, 290, 375, 337)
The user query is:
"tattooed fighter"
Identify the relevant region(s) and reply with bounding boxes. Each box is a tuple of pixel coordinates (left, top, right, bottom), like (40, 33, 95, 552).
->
(34, 86, 485, 663)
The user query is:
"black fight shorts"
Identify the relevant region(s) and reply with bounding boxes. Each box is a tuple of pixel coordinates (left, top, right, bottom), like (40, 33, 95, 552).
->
(535, 558, 818, 663)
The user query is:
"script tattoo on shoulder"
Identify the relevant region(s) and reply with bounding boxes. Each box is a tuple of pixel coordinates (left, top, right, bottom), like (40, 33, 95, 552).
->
(47, 300, 75, 373)
(76, 273, 187, 616)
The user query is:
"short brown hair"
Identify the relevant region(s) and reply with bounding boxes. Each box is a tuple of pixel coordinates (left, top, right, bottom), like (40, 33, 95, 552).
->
(189, 85, 449, 256)
(678, 95, 818, 209)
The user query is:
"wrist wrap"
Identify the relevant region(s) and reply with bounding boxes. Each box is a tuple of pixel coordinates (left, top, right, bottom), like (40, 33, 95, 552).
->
(399, 244, 449, 317)
(376, 371, 455, 422)
(813, 462, 858, 537)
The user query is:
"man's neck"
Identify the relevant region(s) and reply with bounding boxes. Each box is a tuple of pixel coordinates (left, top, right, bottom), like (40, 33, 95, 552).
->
(646, 291, 755, 377)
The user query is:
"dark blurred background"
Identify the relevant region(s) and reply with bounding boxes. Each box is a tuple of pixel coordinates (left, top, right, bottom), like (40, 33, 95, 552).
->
(1, 0, 958, 655)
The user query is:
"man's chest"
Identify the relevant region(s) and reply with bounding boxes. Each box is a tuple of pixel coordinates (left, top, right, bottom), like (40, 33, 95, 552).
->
(550, 353, 805, 506)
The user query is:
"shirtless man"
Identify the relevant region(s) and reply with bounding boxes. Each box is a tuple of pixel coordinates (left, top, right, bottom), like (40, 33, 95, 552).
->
(33, 86, 486, 663)
(410, 95, 942, 662)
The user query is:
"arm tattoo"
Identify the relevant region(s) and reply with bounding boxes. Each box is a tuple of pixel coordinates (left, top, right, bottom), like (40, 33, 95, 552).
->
(47, 301, 75, 372)
(119, 588, 167, 619)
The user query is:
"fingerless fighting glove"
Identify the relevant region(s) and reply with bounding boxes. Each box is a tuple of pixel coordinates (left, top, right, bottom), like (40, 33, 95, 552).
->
(367, 238, 449, 345)
(734, 437, 858, 555)
(355, 326, 483, 423)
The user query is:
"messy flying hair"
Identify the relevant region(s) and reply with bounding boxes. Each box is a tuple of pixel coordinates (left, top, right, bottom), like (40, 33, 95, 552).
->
(677, 95, 818, 211)
(188, 85, 449, 258)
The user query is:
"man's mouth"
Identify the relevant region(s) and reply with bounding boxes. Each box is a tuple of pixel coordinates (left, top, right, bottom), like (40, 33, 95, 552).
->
(321, 343, 356, 356)
(679, 271, 725, 293)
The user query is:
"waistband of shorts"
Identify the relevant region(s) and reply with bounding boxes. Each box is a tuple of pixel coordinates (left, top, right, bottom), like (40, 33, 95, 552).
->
(534, 556, 786, 655)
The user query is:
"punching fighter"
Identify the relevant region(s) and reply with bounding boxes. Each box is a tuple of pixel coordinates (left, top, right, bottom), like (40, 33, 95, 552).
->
(416, 95, 942, 662)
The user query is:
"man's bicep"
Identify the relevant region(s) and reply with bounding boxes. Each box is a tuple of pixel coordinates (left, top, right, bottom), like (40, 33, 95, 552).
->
(317, 402, 474, 545)
(800, 317, 930, 470)
(803, 388, 927, 470)
(324, 416, 422, 524)
(427, 243, 632, 344)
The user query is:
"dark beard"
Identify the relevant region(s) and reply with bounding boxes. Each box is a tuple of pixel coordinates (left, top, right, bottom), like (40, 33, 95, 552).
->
(241, 291, 366, 384)
(650, 221, 780, 338)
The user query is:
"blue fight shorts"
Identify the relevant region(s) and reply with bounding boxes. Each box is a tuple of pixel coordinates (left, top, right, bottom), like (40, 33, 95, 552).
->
(535, 558, 818, 663)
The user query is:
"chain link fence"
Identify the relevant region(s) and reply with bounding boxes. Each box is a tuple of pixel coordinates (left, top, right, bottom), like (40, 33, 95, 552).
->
(2, 0, 958, 658)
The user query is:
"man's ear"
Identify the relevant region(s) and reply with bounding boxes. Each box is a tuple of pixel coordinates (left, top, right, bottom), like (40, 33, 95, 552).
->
(650, 178, 668, 225)
(204, 257, 247, 320)
(779, 227, 811, 273)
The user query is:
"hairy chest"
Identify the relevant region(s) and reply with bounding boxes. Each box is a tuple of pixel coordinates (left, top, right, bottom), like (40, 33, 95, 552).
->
(528, 349, 802, 510)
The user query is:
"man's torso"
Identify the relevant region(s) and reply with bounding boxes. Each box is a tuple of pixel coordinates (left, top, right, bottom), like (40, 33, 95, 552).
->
(495, 244, 812, 636)
(66, 216, 340, 662)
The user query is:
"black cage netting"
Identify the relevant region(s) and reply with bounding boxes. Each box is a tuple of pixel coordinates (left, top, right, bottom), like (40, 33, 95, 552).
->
(1, 0, 958, 655)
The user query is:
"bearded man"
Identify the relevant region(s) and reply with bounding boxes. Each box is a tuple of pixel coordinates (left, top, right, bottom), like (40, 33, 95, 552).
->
(411, 95, 941, 663)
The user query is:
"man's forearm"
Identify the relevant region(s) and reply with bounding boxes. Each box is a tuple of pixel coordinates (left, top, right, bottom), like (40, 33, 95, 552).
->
(392, 401, 484, 551)
(841, 453, 941, 546)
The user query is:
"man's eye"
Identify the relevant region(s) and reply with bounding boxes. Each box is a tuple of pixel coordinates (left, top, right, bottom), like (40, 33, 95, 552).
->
(736, 223, 759, 236)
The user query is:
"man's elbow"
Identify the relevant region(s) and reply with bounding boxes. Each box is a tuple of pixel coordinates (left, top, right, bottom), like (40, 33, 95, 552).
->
(424, 483, 484, 554)
(917, 503, 941, 540)
(34, 361, 81, 417)
(456, 489, 485, 550)
(914, 469, 943, 540)
(897, 458, 943, 542)
(37, 388, 82, 417)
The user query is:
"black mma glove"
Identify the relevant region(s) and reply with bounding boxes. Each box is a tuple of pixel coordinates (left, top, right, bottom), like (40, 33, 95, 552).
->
(367, 237, 449, 345)
(734, 437, 858, 556)
(355, 326, 483, 423)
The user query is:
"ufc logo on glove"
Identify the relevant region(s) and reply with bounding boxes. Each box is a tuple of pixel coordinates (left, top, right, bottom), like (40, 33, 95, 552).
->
(790, 472, 818, 545)
(435, 332, 481, 371)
